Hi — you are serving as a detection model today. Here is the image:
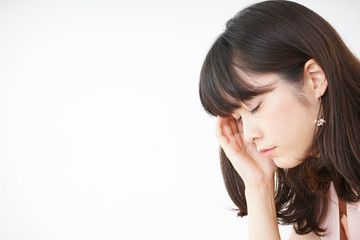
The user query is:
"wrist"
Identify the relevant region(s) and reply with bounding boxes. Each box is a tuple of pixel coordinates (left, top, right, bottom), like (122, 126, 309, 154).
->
(244, 176, 275, 195)
(245, 178, 275, 198)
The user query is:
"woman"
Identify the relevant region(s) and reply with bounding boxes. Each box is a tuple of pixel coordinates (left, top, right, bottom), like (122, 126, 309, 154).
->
(199, 1, 360, 239)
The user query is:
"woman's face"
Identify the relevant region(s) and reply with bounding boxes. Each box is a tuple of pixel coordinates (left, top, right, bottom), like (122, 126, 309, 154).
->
(232, 73, 320, 168)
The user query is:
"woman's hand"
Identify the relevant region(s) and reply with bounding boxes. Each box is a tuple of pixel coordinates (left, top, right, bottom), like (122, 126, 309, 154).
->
(215, 116, 278, 188)
(216, 116, 281, 240)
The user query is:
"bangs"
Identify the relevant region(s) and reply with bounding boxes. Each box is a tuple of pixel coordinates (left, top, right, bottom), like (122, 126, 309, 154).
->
(199, 36, 275, 117)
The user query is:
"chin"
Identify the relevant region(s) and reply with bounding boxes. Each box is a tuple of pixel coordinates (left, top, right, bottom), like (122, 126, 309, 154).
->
(273, 157, 304, 169)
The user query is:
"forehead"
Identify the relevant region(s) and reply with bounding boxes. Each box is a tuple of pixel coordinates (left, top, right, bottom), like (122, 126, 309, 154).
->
(241, 72, 282, 86)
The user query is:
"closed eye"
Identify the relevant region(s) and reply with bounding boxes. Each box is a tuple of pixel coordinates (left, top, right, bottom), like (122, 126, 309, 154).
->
(251, 104, 260, 114)
(237, 103, 261, 123)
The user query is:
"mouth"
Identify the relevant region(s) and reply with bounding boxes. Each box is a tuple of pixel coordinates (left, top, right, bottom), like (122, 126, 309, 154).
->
(259, 147, 276, 157)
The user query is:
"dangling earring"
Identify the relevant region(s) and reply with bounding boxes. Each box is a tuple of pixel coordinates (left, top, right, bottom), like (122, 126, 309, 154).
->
(314, 98, 325, 127)
(314, 119, 326, 126)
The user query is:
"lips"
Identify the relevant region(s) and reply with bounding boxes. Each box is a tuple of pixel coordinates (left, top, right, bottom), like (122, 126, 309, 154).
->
(259, 147, 276, 157)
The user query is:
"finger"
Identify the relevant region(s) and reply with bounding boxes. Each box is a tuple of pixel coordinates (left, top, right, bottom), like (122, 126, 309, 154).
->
(233, 132, 244, 148)
(216, 117, 231, 144)
(229, 116, 239, 135)
(227, 117, 245, 146)
(226, 117, 242, 144)
(221, 117, 234, 138)
(222, 119, 246, 154)
(216, 116, 235, 150)
(237, 120, 244, 134)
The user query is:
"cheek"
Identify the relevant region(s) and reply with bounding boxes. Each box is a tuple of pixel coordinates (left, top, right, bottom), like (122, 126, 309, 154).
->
(264, 108, 289, 139)
(274, 111, 316, 161)
(266, 99, 315, 152)
(264, 94, 298, 133)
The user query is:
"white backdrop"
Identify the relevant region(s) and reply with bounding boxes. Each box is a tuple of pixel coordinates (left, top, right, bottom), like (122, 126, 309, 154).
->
(0, 0, 359, 239)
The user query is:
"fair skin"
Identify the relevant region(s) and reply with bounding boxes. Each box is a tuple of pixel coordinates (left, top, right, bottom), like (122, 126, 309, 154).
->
(215, 59, 328, 240)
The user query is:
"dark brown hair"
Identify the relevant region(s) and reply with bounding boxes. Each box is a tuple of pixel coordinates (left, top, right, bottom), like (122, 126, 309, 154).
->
(199, 0, 360, 236)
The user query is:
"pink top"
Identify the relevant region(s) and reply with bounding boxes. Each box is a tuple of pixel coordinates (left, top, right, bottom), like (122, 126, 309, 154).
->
(320, 183, 360, 240)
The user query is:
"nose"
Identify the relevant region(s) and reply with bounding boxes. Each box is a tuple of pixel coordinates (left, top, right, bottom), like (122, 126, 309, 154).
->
(242, 119, 262, 143)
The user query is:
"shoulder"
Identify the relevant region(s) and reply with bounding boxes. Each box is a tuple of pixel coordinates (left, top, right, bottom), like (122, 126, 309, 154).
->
(288, 228, 320, 240)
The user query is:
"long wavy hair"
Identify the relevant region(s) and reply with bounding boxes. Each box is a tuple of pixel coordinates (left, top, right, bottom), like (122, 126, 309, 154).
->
(199, 0, 360, 236)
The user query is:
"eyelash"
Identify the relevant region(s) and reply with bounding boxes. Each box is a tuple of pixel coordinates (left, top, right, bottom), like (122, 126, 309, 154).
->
(251, 104, 260, 113)
(237, 104, 261, 123)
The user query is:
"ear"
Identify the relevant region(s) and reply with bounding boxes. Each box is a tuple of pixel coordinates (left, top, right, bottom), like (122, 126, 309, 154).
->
(303, 59, 328, 98)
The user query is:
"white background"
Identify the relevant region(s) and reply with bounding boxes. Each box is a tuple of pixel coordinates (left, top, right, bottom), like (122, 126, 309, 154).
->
(0, 0, 359, 239)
